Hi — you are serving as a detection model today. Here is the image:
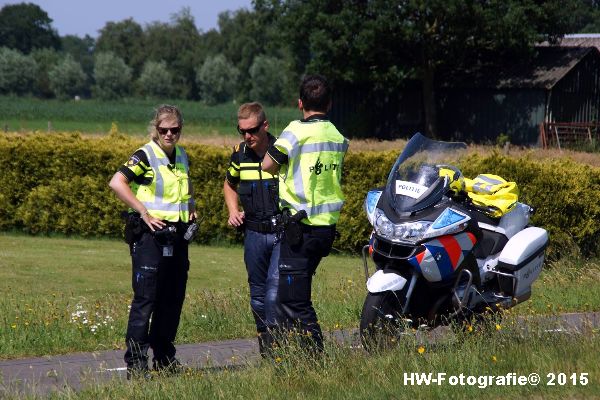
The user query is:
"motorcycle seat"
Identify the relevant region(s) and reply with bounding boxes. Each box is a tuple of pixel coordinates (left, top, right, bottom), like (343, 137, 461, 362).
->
(469, 205, 502, 226)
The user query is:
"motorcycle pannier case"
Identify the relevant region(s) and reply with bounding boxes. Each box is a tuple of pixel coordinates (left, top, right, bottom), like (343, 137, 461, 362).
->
(495, 227, 548, 299)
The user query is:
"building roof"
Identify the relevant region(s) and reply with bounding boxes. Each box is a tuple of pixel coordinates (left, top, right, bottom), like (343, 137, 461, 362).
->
(495, 46, 598, 89)
(445, 45, 600, 90)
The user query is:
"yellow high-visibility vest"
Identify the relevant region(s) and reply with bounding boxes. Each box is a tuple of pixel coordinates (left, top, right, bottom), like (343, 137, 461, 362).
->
(464, 174, 519, 218)
(274, 119, 348, 226)
(131, 140, 192, 222)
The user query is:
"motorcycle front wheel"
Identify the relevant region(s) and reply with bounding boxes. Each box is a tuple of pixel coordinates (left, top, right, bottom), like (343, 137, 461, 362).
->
(359, 291, 407, 352)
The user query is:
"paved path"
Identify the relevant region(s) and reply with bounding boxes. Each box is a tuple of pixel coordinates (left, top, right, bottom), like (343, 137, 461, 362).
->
(1, 312, 598, 398)
(0, 337, 261, 397)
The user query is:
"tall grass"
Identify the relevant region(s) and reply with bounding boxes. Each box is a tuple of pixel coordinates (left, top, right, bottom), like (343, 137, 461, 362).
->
(1, 234, 599, 398)
(0, 233, 365, 359)
(30, 318, 600, 399)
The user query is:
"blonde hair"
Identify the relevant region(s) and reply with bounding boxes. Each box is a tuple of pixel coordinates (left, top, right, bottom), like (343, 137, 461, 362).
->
(149, 104, 184, 140)
(237, 102, 266, 122)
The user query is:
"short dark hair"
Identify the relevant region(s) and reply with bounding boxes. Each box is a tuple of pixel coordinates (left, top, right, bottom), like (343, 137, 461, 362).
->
(299, 74, 331, 113)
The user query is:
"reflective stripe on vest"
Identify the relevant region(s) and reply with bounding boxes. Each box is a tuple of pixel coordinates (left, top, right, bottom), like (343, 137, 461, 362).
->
(234, 142, 279, 221)
(279, 130, 349, 160)
(239, 162, 277, 180)
(471, 174, 505, 194)
(133, 141, 191, 222)
(275, 120, 348, 226)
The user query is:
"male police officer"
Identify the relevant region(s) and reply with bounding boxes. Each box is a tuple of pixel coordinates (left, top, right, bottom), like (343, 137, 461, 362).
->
(262, 75, 348, 352)
(224, 102, 281, 356)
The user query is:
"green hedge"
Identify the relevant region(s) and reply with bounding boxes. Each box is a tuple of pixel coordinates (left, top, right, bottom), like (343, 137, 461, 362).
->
(1, 132, 599, 257)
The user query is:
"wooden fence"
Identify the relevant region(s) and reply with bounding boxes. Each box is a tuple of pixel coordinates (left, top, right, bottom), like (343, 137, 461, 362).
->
(539, 122, 600, 149)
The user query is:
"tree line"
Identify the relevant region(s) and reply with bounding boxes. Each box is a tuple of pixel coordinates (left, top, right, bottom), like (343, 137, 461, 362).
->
(1, 1, 599, 133)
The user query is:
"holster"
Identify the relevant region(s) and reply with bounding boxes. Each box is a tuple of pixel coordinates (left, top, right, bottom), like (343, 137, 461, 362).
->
(274, 208, 307, 247)
(124, 213, 146, 245)
(153, 225, 177, 247)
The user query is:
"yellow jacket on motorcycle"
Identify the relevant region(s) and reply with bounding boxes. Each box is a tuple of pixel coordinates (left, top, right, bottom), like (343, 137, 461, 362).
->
(464, 174, 518, 218)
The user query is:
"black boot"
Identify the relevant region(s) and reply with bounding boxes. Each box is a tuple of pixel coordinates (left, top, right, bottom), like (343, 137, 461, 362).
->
(153, 356, 185, 375)
(258, 330, 277, 359)
(126, 360, 151, 380)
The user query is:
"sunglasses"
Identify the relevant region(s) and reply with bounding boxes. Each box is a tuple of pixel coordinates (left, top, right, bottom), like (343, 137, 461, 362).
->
(157, 126, 181, 135)
(237, 121, 264, 135)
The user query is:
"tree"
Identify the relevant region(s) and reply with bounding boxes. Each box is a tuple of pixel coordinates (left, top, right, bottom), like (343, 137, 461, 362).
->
(370, 0, 581, 137)
(196, 54, 239, 104)
(136, 60, 175, 99)
(0, 3, 60, 53)
(248, 55, 292, 105)
(31, 47, 61, 97)
(277, 0, 373, 84)
(276, 0, 583, 138)
(570, 0, 600, 32)
(92, 52, 132, 100)
(61, 35, 95, 79)
(96, 18, 145, 76)
(216, 5, 292, 101)
(215, 10, 263, 100)
(0, 47, 38, 95)
(48, 55, 87, 100)
(144, 8, 203, 99)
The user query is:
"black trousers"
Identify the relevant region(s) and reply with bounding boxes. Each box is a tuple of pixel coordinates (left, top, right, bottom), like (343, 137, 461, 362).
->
(277, 223, 336, 351)
(124, 232, 189, 367)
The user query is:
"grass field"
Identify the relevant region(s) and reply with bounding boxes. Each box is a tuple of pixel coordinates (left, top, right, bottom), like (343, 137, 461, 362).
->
(74, 329, 600, 399)
(0, 233, 366, 359)
(0, 96, 299, 137)
(0, 233, 599, 360)
(3, 96, 600, 167)
(1, 234, 599, 398)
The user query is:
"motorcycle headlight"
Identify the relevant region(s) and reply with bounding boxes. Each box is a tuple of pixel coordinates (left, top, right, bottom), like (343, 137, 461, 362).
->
(373, 208, 432, 244)
(375, 212, 394, 236)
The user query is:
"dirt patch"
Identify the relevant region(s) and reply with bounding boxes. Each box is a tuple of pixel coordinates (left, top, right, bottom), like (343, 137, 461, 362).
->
(182, 136, 600, 166)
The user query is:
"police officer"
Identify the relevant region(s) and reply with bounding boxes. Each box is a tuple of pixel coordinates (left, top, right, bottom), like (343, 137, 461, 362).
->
(224, 102, 281, 356)
(262, 75, 348, 352)
(109, 104, 196, 379)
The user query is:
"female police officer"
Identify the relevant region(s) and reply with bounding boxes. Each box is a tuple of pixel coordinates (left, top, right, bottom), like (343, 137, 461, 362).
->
(109, 104, 196, 379)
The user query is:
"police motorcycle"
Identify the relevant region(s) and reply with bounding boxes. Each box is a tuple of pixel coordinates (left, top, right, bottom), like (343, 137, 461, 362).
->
(359, 133, 548, 349)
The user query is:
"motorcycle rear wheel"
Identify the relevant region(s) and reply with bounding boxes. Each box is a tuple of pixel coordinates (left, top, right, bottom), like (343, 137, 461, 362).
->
(359, 291, 407, 352)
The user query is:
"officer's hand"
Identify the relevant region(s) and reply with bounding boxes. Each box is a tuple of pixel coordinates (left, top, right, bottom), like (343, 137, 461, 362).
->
(141, 212, 165, 232)
(190, 211, 198, 222)
(228, 210, 245, 227)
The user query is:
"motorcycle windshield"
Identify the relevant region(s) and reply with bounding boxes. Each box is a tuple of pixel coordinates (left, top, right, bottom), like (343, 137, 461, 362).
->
(385, 133, 467, 214)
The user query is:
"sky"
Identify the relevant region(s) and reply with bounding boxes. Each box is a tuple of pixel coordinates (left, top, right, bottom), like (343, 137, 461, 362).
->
(0, 0, 254, 38)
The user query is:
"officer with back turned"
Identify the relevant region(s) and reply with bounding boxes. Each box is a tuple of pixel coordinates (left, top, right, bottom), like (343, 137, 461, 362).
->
(262, 74, 349, 353)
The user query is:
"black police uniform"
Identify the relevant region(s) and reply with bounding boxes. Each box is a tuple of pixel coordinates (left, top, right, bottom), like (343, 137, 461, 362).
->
(118, 150, 189, 373)
(226, 134, 280, 231)
(226, 133, 281, 355)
